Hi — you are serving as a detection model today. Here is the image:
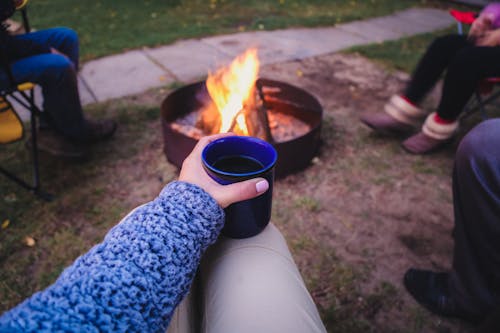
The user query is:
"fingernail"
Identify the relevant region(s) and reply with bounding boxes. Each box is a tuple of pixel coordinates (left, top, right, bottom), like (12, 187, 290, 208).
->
(256, 180, 269, 193)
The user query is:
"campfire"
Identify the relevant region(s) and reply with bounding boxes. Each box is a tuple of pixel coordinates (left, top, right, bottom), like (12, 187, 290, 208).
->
(161, 48, 323, 177)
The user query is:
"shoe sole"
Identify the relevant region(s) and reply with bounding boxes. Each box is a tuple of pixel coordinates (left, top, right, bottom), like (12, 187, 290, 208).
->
(360, 118, 415, 138)
(401, 138, 454, 155)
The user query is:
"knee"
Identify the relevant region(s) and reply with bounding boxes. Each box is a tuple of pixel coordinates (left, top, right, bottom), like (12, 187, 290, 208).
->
(54, 27, 79, 45)
(428, 34, 465, 52)
(447, 48, 483, 80)
(456, 119, 500, 166)
(40, 55, 76, 82)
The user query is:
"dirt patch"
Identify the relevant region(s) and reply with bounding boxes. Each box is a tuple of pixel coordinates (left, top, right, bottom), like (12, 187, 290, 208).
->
(261, 53, 474, 332)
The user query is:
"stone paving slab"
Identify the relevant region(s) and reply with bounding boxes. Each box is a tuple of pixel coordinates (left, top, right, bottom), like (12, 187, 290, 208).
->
(336, 20, 403, 43)
(201, 27, 370, 66)
(361, 13, 452, 38)
(80, 50, 175, 102)
(144, 39, 232, 82)
(248, 28, 369, 61)
(201, 31, 284, 65)
(394, 8, 455, 29)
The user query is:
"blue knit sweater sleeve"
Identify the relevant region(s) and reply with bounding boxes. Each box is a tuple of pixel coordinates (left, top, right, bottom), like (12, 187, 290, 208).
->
(0, 181, 225, 333)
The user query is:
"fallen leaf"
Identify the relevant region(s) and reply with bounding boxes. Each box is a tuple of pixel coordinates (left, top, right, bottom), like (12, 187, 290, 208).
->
(296, 69, 303, 77)
(4, 193, 17, 203)
(1, 219, 9, 229)
(23, 236, 36, 247)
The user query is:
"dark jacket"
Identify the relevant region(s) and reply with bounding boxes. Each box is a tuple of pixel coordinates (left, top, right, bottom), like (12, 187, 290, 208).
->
(0, 0, 49, 65)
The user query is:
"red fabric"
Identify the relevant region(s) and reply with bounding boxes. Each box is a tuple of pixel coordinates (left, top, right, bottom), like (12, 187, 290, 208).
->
(449, 9, 477, 25)
(400, 95, 418, 107)
(434, 113, 455, 124)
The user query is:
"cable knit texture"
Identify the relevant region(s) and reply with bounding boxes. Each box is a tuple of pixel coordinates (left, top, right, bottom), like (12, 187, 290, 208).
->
(0, 181, 225, 333)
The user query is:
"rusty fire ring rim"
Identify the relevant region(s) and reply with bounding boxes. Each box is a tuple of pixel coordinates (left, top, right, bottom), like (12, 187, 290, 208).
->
(161, 77, 323, 178)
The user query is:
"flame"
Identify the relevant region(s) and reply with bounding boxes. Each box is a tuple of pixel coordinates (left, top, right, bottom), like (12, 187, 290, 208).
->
(205, 48, 259, 135)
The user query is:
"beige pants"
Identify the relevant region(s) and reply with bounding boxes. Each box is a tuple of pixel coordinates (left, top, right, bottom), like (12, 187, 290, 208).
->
(167, 223, 326, 333)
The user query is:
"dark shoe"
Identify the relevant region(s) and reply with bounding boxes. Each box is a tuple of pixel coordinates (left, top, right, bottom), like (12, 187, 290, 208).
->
(402, 131, 452, 154)
(32, 129, 88, 160)
(85, 119, 117, 143)
(360, 112, 415, 136)
(403, 269, 481, 322)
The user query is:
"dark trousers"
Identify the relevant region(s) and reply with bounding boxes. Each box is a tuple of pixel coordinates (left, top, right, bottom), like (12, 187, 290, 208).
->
(0, 28, 88, 141)
(404, 34, 500, 120)
(449, 119, 500, 317)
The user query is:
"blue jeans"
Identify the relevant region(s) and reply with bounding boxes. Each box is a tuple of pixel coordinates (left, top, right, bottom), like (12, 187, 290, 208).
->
(0, 27, 88, 141)
(449, 119, 500, 316)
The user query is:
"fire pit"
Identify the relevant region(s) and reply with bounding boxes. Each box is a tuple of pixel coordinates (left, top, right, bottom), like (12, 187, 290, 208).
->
(161, 78, 322, 178)
(160, 49, 323, 178)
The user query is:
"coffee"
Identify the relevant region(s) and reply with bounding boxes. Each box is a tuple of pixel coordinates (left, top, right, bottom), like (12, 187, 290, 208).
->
(213, 155, 264, 174)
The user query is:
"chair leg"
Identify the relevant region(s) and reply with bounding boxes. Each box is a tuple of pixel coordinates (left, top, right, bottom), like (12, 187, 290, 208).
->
(29, 110, 54, 201)
(475, 91, 489, 120)
(0, 103, 54, 201)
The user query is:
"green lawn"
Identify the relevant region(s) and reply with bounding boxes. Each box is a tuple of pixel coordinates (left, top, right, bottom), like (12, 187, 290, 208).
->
(20, 0, 436, 61)
(347, 26, 457, 73)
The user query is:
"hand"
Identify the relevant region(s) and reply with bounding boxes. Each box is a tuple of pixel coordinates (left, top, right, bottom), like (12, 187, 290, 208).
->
(179, 133, 270, 208)
(13, 0, 24, 8)
(474, 28, 500, 47)
(468, 13, 494, 41)
(50, 47, 68, 59)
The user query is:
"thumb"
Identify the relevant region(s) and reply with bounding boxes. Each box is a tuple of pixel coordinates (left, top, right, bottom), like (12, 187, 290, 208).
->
(215, 178, 269, 208)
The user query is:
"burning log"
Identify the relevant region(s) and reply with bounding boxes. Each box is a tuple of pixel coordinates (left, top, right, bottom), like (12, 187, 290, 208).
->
(227, 84, 273, 143)
(167, 49, 313, 147)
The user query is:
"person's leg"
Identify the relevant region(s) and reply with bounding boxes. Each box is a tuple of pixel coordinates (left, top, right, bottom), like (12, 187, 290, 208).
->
(14, 27, 79, 69)
(2, 28, 116, 150)
(436, 46, 500, 120)
(14, 27, 80, 128)
(404, 34, 470, 104)
(403, 45, 500, 154)
(7, 52, 88, 141)
(200, 223, 326, 333)
(449, 119, 500, 316)
(360, 34, 470, 135)
(404, 120, 500, 322)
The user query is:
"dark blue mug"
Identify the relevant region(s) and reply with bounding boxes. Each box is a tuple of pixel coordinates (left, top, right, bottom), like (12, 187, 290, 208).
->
(202, 136, 278, 238)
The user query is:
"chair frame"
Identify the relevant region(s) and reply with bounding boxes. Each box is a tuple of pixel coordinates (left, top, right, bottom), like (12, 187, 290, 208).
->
(0, 3, 53, 201)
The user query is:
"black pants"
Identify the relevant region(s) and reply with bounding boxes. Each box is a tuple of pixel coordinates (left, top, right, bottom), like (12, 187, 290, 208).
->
(449, 119, 500, 317)
(404, 34, 500, 120)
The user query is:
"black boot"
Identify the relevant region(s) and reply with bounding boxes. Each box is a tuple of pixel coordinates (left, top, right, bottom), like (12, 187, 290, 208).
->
(403, 268, 482, 323)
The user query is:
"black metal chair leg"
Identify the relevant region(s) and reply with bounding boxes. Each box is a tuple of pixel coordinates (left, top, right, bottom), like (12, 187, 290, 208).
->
(29, 109, 54, 201)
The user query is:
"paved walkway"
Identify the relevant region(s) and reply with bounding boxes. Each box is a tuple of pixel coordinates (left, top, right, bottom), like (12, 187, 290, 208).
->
(16, 7, 455, 119)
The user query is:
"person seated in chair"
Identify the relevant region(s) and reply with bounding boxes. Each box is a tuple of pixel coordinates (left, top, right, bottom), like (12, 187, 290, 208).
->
(404, 119, 500, 331)
(0, 0, 116, 159)
(0, 133, 327, 333)
(361, 3, 500, 154)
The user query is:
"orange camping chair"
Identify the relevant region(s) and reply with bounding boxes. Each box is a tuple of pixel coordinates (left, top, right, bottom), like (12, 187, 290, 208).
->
(450, 9, 500, 120)
(0, 0, 53, 200)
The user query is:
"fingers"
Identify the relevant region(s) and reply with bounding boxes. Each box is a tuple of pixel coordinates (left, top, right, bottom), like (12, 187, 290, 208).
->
(214, 178, 269, 208)
(190, 132, 234, 157)
(178, 133, 270, 209)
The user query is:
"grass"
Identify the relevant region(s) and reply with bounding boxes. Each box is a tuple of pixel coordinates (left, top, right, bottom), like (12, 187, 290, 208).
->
(347, 26, 457, 74)
(19, 0, 437, 61)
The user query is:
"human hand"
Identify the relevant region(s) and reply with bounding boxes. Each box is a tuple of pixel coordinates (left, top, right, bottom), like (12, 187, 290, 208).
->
(179, 133, 270, 208)
(475, 28, 500, 46)
(50, 47, 68, 59)
(468, 13, 493, 41)
(13, 0, 24, 9)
